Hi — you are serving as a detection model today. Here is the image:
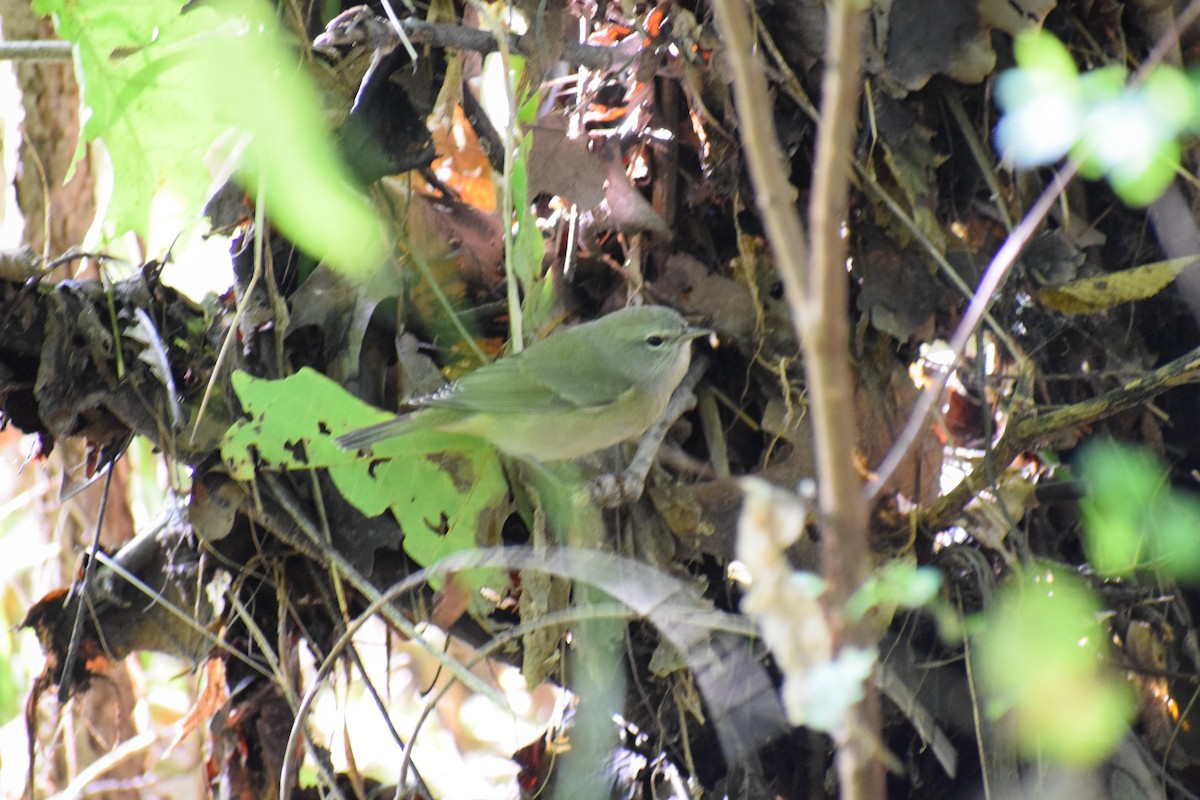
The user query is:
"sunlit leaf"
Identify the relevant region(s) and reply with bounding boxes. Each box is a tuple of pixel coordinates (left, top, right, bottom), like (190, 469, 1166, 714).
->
(1075, 88, 1180, 207)
(174, 0, 387, 275)
(1036, 257, 1196, 314)
(37, 0, 387, 272)
(994, 31, 1196, 207)
(976, 567, 1133, 764)
(994, 30, 1083, 168)
(221, 368, 509, 594)
(782, 646, 876, 733)
(1078, 441, 1164, 575)
(1012, 28, 1079, 79)
(1143, 66, 1198, 131)
(1153, 493, 1200, 579)
(1104, 139, 1180, 207)
(845, 562, 942, 621)
(1080, 441, 1200, 579)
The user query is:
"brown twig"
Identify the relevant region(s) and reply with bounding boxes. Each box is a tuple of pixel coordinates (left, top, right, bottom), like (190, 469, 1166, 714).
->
(321, 13, 625, 71)
(403, 16, 623, 70)
(5, 16, 628, 70)
(804, 3, 884, 795)
(923, 341, 1200, 530)
(0, 41, 73, 61)
(708, 0, 880, 794)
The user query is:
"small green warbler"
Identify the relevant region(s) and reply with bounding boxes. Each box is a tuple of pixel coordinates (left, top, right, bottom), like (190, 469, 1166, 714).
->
(337, 305, 709, 461)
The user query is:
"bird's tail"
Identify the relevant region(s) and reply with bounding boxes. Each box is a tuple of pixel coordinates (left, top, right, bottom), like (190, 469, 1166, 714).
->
(335, 415, 416, 450)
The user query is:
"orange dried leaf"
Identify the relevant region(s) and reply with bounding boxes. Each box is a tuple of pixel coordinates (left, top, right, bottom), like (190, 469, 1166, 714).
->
(420, 104, 496, 212)
(168, 656, 230, 754)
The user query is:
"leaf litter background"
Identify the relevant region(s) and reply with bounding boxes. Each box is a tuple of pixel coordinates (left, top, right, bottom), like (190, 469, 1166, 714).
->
(5, 0, 1200, 797)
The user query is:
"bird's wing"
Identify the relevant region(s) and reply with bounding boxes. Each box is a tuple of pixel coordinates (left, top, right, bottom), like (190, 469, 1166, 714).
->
(414, 332, 621, 413)
(519, 331, 621, 408)
(410, 357, 575, 414)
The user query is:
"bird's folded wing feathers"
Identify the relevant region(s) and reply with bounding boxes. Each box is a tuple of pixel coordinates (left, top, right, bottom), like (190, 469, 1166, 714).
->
(520, 333, 626, 407)
(409, 355, 609, 414)
(412, 329, 626, 412)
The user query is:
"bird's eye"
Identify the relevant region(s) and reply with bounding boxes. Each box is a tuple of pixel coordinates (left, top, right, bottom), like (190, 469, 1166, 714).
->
(645, 335, 666, 347)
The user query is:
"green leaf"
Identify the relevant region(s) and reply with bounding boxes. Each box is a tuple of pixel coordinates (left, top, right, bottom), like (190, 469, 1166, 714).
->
(510, 132, 552, 333)
(1012, 29, 1079, 80)
(510, 133, 540, 283)
(38, 0, 206, 236)
(1154, 494, 1200, 579)
(783, 646, 876, 733)
(516, 81, 541, 126)
(1076, 64, 1128, 102)
(1077, 440, 1200, 579)
(171, 0, 387, 275)
(1075, 88, 1179, 208)
(221, 368, 510, 593)
(845, 562, 941, 621)
(0, 602, 21, 726)
(1105, 141, 1179, 207)
(1078, 441, 1164, 575)
(33, 0, 182, 50)
(976, 567, 1133, 764)
(994, 33, 1084, 168)
(1143, 66, 1197, 130)
(40, 0, 387, 272)
(995, 30, 1186, 208)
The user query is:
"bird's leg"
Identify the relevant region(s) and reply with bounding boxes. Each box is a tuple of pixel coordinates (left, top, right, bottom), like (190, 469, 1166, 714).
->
(591, 356, 709, 507)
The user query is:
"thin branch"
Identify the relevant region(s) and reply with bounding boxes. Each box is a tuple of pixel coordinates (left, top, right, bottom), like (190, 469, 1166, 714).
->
(923, 341, 1200, 530)
(804, 1, 883, 796)
(706, 2, 809, 328)
(0, 41, 73, 61)
(403, 16, 623, 70)
(320, 14, 625, 71)
(863, 165, 1077, 500)
(58, 458, 118, 703)
(6, 16, 627, 70)
(804, 0, 871, 615)
(708, 0, 880, 795)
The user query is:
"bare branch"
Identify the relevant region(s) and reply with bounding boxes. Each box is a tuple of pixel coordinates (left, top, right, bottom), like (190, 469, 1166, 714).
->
(0, 41, 73, 61)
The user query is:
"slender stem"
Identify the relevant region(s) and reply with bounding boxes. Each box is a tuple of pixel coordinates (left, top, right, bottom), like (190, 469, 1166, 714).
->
(864, 165, 1077, 500)
(804, 3, 883, 798)
(464, 1, 524, 350)
(709, 0, 880, 795)
(0, 41, 73, 61)
(806, 0, 869, 619)
(706, 2, 809, 330)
